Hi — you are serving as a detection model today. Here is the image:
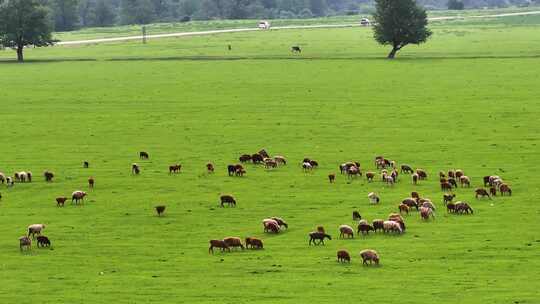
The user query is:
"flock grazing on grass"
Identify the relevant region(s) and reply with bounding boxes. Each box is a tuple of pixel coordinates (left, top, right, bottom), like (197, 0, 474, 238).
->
(1, 149, 513, 266)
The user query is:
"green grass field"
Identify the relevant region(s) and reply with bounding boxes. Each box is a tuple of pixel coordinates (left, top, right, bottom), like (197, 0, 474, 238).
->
(0, 11, 539, 304)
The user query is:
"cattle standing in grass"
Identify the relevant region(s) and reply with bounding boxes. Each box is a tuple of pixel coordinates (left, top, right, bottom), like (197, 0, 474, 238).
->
(357, 220, 374, 235)
(220, 195, 236, 207)
(209, 240, 229, 254)
(72, 191, 87, 204)
(28, 224, 46, 239)
(372, 220, 384, 232)
(37, 236, 51, 248)
(352, 211, 362, 221)
(206, 163, 215, 173)
(337, 250, 351, 263)
(155, 205, 166, 216)
(239, 154, 252, 163)
(56, 197, 67, 207)
(360, 249, 379, 266)
(223, 237, 244, 250)
(19, 236, 31, 251)
(44, 171, 54, 182)
(291, 46, 301, 53)
(140, 152, 149, 159)
(309, 232, 331, 245)
(339, 225, 354, 239)
(132, 163, 140, 175)
(443, 193, 455, 205)
(454, 201, 473, 214)
(328, 173, 336, 183)
(88, 177, 95, 188)
(500, 184, 512, 196)
(475, 188, 491, 199)
(401, 165, 413, 174)
(246, 237, 263, 249)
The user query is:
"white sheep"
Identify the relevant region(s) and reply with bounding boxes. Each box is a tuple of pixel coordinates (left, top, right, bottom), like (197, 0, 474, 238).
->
(368, 192, 380, 204)
(28, 224, 46, 239)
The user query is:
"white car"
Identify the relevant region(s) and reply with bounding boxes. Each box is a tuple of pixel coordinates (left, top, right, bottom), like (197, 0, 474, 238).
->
(258, 21, 270, 30)
(360, 18, 371, 26)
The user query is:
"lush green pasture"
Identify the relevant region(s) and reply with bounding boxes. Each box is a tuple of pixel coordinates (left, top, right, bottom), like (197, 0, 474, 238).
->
(0, 14, 539, 304)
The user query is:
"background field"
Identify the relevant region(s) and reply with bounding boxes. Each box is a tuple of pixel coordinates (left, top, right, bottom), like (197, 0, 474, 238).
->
(0, 12, 539, 304)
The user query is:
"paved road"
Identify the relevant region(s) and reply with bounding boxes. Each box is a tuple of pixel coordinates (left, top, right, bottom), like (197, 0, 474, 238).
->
(57, 10, 540, 46)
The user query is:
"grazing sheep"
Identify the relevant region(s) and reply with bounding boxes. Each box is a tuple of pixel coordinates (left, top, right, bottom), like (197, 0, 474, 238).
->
(372, 220, 384, 232)
(0, 172, 6, 184)
(416, 169, 427, 180)
(360, 249, 380, 266)
(227, 165, 236, 176)
(72, 191, 87, 204)
(454, 201, 474, 214)
(169, 164, 182, 174)
(139, 151, 149, 159)
(309, 160, 319, 168)
(234, 164, 246, 177)
(421, 201, 436, 211)
(412, 173, 419, 184)
(223, 237, 244, 250)
(366, 172, 375, 182)
(309, 232, 331, 245)
(302, 162, 313, 171)
(43, 171, 54, 182)
(387, 214, 406, 231)
(56, 197, 67, 207)
(36, 236, 51, 248)
(352, 211, 362, 221)
(443, 194, 456, 205)
(6, 177, 14, 187)
(383, 221, 403, 234)
(83, 161, 89, 168)
(28, 224, 46, 239)
(155, 205, 166, 216)
(483, 175, 491, 187)
(399, 203, 409, 215)
(209, 240, 230, 254)
(15, 171, 28, 183)
(368, 192, 380, 204)
(475, 188, 491, 199)
(328, 173, 336, 183)
(441, 181, 452, 191)
(263, 221, 280, 233)
(19, 236, 31, 251)
(500, 184, 512, 196)
(347, 166, 360, 178)
(339, 225, 354, 239)
(337, 250, 351, 263)
(239, 154, 252, 163)
(340, 162, 358, 174)
(245, 237, 263, 249)
(448, 170, 456, 179)
(446, 202, 456, 213)
(251, 154, 264, 164)
(220, 195, 236, 207)
(448, 178, 458, 188)
(357, 220, 374, 235)
(402, 198, 419, 211)
(258, 149, 270, 159)
(132, 163, 140, 175)
(206, 163, 215, 173)
(264, 158, 278, 169)
(455, 169, 464, 180)
(271, 217, 288, 229)
(420, 207, 435, 220)
(274, 156, 287, 165)
(401, 165, 414, 174)
(460, 176, 471, 187)
(88, 177, 95, 188)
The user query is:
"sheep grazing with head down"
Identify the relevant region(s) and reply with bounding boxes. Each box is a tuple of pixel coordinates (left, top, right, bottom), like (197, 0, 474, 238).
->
(383, 221, 403, 234)
(271, 217, 288, 229)
(37, 236, 51, 248)
(475, 188, 491, 199)
(239, 154, 252, 163)
(416, 169, 427, 180)
(500, 184, 512, 196)
(454, 201, 474, 214)
(19, 236, 31, 251)
(372, 220, 384, 232)
(209, 240, 229, 254)
(43, 171, 54, 182)
(72, 191, 87, 204)
(28, 224, 46, 239)
(220, 195, 236, 207)
(245, 237, 263, 249)
(421, 200, 436, 211)
(352, 211, 362, 221)
(368, 192, 380, 204)
(357, 220, 374, 235)
(360, 249, 380, 266)
(302, 162, 313, 171)
(155, 205, 166, 216)
(263, 219, 280, 233)
(402, 198, 418, 211)
(169, 164, 182, 174)
(339, 225, 354, 239)
(420, 207, 435, 220)
(274, 156, 287, 165)
(337, 250, 351, 263)
(223, 237, 244, 250)
(399, 203, 410, 215)
(446, 202, 456, 213)
(401, 165, 413, 174)
(139, 151, 149, 160)
(366, 172, 375, 182)
(56, 197, 67, 207)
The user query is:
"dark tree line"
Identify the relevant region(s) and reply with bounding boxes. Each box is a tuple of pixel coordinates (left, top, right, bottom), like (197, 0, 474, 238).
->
(11, 0, 535, 32)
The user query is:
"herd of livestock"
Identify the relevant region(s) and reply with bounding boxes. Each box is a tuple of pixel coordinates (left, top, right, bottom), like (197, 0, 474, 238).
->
(2, 149, 512, 265)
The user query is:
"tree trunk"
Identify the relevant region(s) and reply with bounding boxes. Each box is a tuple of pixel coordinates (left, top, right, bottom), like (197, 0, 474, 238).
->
(387, 47, 399, 59)
(16, 45, 24, 62)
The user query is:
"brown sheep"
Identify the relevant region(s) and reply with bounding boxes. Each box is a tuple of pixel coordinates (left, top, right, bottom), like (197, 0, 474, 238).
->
(169, 164, 182, 174)
(274, 156, 287, 165)
(308, 232, 331, 245)
(223, 237, 244, 250)
(328, 173, 336, 183)
(372, 220, 384, 232)
(360, 249, 380, 265)
(220, 195, 236, 207)
(71, 191, 87, 204)
(420, 207, 434, 220)
(500, 184, 512, 196)
(475, 188, 491, 199)
(239, 154, 252, 163)
(412, 173, 419, 185)
(357, 220, 374, 235)
(56, 197, 67, 207)
(263, 221, 280, 233)
(454, 201, 473, 214)
(44, 171, 54, 182)
(460, 176, 471, 187)
(209, 240, 229, 254)
(446, 202, 456, 213)
(339, 225, 354, 239)
(483, 175, 491, 187)
(401, 164, 413, 174)
(36, 235, 51, 248)
(251, 154, 264, 164)
(490, 186, 497, 197)
(347, 166, 360, 178)
(245, 237, 263, 249)
(402, 198, 418, 211)
(416, 169, 427, 180)
(270, 217, 288, 229)
(19, 236, 31, 251)
(337, 250, 351, 263)
(448, 170, 456, 179)
(441, 181, 452, 191)
(155, 205, 166, 216)
(88, 177, 95, 188)
(352, 211, 362, 221)
(28, 224, 46, 239)
(139, 151, 149, 159)
(264, 158, 278, 169)
(366, 172, 375, 182)
(399, 203, 410, 215)
(206, 163, 215, 173)
(234, 164, 245, 177)
(455, 169, 464, 180)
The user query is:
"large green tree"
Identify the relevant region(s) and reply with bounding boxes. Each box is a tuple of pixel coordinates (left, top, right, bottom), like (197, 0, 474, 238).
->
(0, 0, 55, 62)
(372, 0, 432, 59)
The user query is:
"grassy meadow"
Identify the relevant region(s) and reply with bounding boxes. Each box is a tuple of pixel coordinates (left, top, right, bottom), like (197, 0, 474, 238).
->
(0, 11, 539, 304)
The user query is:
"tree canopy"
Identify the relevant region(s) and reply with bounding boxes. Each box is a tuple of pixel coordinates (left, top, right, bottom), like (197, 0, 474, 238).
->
(0, 0, 55, 62)
(372, 0, 432, 58)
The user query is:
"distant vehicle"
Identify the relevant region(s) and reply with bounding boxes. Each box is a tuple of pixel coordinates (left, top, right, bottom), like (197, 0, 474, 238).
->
(360, 18, 371, 26)
(258, 20, 270, 30)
